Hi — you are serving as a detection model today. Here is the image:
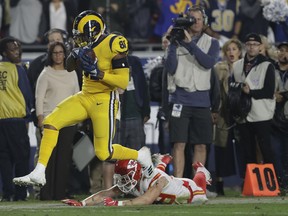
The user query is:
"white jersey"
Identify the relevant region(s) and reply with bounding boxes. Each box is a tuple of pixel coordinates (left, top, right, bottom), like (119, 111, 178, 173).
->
(129, 168, 206, 204)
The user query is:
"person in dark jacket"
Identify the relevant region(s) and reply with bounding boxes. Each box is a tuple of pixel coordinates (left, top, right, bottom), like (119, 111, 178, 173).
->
(0, 37, 33, 201)
(231, 33, 276, 178)
(120, 54, 151, 150)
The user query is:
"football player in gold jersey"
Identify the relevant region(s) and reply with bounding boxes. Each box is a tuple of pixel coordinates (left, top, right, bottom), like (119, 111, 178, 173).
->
(13, 10, 154, 187)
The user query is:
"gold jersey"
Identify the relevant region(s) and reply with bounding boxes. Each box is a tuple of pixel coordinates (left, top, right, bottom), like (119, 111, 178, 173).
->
(82, 34, 129, 94)
(38, 34, 137, 166)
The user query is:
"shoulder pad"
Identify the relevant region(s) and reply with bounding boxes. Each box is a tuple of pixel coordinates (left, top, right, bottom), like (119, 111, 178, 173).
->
(110, 35, 128, 54)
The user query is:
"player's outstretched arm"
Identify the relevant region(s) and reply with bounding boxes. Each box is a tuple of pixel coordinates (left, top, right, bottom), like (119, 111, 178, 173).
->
(63, 185, 122, 207)
(83, 185, 122, 206)
(104, 177, 168, 206)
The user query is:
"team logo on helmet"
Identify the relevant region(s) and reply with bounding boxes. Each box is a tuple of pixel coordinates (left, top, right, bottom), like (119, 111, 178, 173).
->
(72, 10, 106, 47)
(114, 160, 142, 193)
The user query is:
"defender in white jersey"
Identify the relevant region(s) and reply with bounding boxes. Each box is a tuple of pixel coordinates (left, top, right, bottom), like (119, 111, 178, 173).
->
(62, 155, 211, 206)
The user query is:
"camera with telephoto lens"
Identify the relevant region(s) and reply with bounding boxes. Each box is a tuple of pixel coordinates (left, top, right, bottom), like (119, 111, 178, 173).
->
(167, 14, 196, 42)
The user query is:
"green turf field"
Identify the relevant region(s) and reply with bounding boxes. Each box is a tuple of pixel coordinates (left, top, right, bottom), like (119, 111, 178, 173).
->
(0, 193, 287, 216)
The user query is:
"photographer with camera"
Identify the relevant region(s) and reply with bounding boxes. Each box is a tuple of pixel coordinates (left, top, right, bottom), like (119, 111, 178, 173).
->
(164, 6, 220, 180)
(231, 33, 276, 180)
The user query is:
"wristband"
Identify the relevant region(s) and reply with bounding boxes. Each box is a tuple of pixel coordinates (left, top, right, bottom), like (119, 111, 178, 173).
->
(118, 201, 123, 206)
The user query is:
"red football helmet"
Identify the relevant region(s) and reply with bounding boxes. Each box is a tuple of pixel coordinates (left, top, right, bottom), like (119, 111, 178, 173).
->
(114, 160, 142, 193)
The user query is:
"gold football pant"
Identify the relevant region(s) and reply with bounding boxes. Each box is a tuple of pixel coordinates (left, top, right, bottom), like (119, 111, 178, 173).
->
(38, 91, 138, 166)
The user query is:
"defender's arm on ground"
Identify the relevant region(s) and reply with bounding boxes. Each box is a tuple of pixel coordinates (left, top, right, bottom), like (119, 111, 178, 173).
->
(121, 176, 169, 206)
(84, 185, 123, 206)
(62, 185, 123, 206)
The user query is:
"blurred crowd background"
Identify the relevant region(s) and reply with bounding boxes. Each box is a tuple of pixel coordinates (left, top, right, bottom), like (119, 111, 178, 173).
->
(0, 0, 287, 52)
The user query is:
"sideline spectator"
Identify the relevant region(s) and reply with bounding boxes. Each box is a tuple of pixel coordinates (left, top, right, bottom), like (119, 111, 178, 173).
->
(259, 34, 277, 64)
(213, 39, 243, 195)
(9, 0, 42, 44)
(148, 34, 170, 155)
(28, 29, 69, 98)
(271, 42, 288, 194)
(38, 0, 78, 41)
(0, 37, 33, 201)
(0, 0, 10, 38)
(120, 54, 151, 150)
(253, 34, 278, 163)
(203, 0, 241, 47)
(231, 33, 276, 179)
(35, 42, 79, 200)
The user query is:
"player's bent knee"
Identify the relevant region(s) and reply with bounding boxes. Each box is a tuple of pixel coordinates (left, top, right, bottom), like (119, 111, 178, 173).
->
(44, 124, 57, 130)
(95, 150, 111, 161)
(43, 115, 58, 129)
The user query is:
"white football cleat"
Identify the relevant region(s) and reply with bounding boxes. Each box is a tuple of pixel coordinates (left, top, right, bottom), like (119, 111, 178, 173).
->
(191, 194, 208, 204)
(13, 163, 46, 187)
(206, 189, 217, 198)
(137, 146, 154, 178)
(192, 162, 212, 185)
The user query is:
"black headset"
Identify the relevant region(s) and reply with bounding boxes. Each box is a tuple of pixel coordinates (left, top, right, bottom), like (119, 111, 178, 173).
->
(186, 5, 208, 26)
(43, 28, 69, 44)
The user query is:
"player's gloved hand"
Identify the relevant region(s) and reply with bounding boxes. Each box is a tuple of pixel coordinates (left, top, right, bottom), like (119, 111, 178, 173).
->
(78, 47, 97, 70)
(61, 199, 83, 207)
(71, 48, 80, 59)
(83, 67, 100, 80)
(103, 197, 121, 206)
(77, 47, 100, 80)
(78, 47, 95, 64)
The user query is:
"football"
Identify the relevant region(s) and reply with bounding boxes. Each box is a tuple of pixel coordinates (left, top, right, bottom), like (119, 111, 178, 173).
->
(83, 48, 96, 62)
(77, 48, 96, 70)
(66, 48, 96, 72)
